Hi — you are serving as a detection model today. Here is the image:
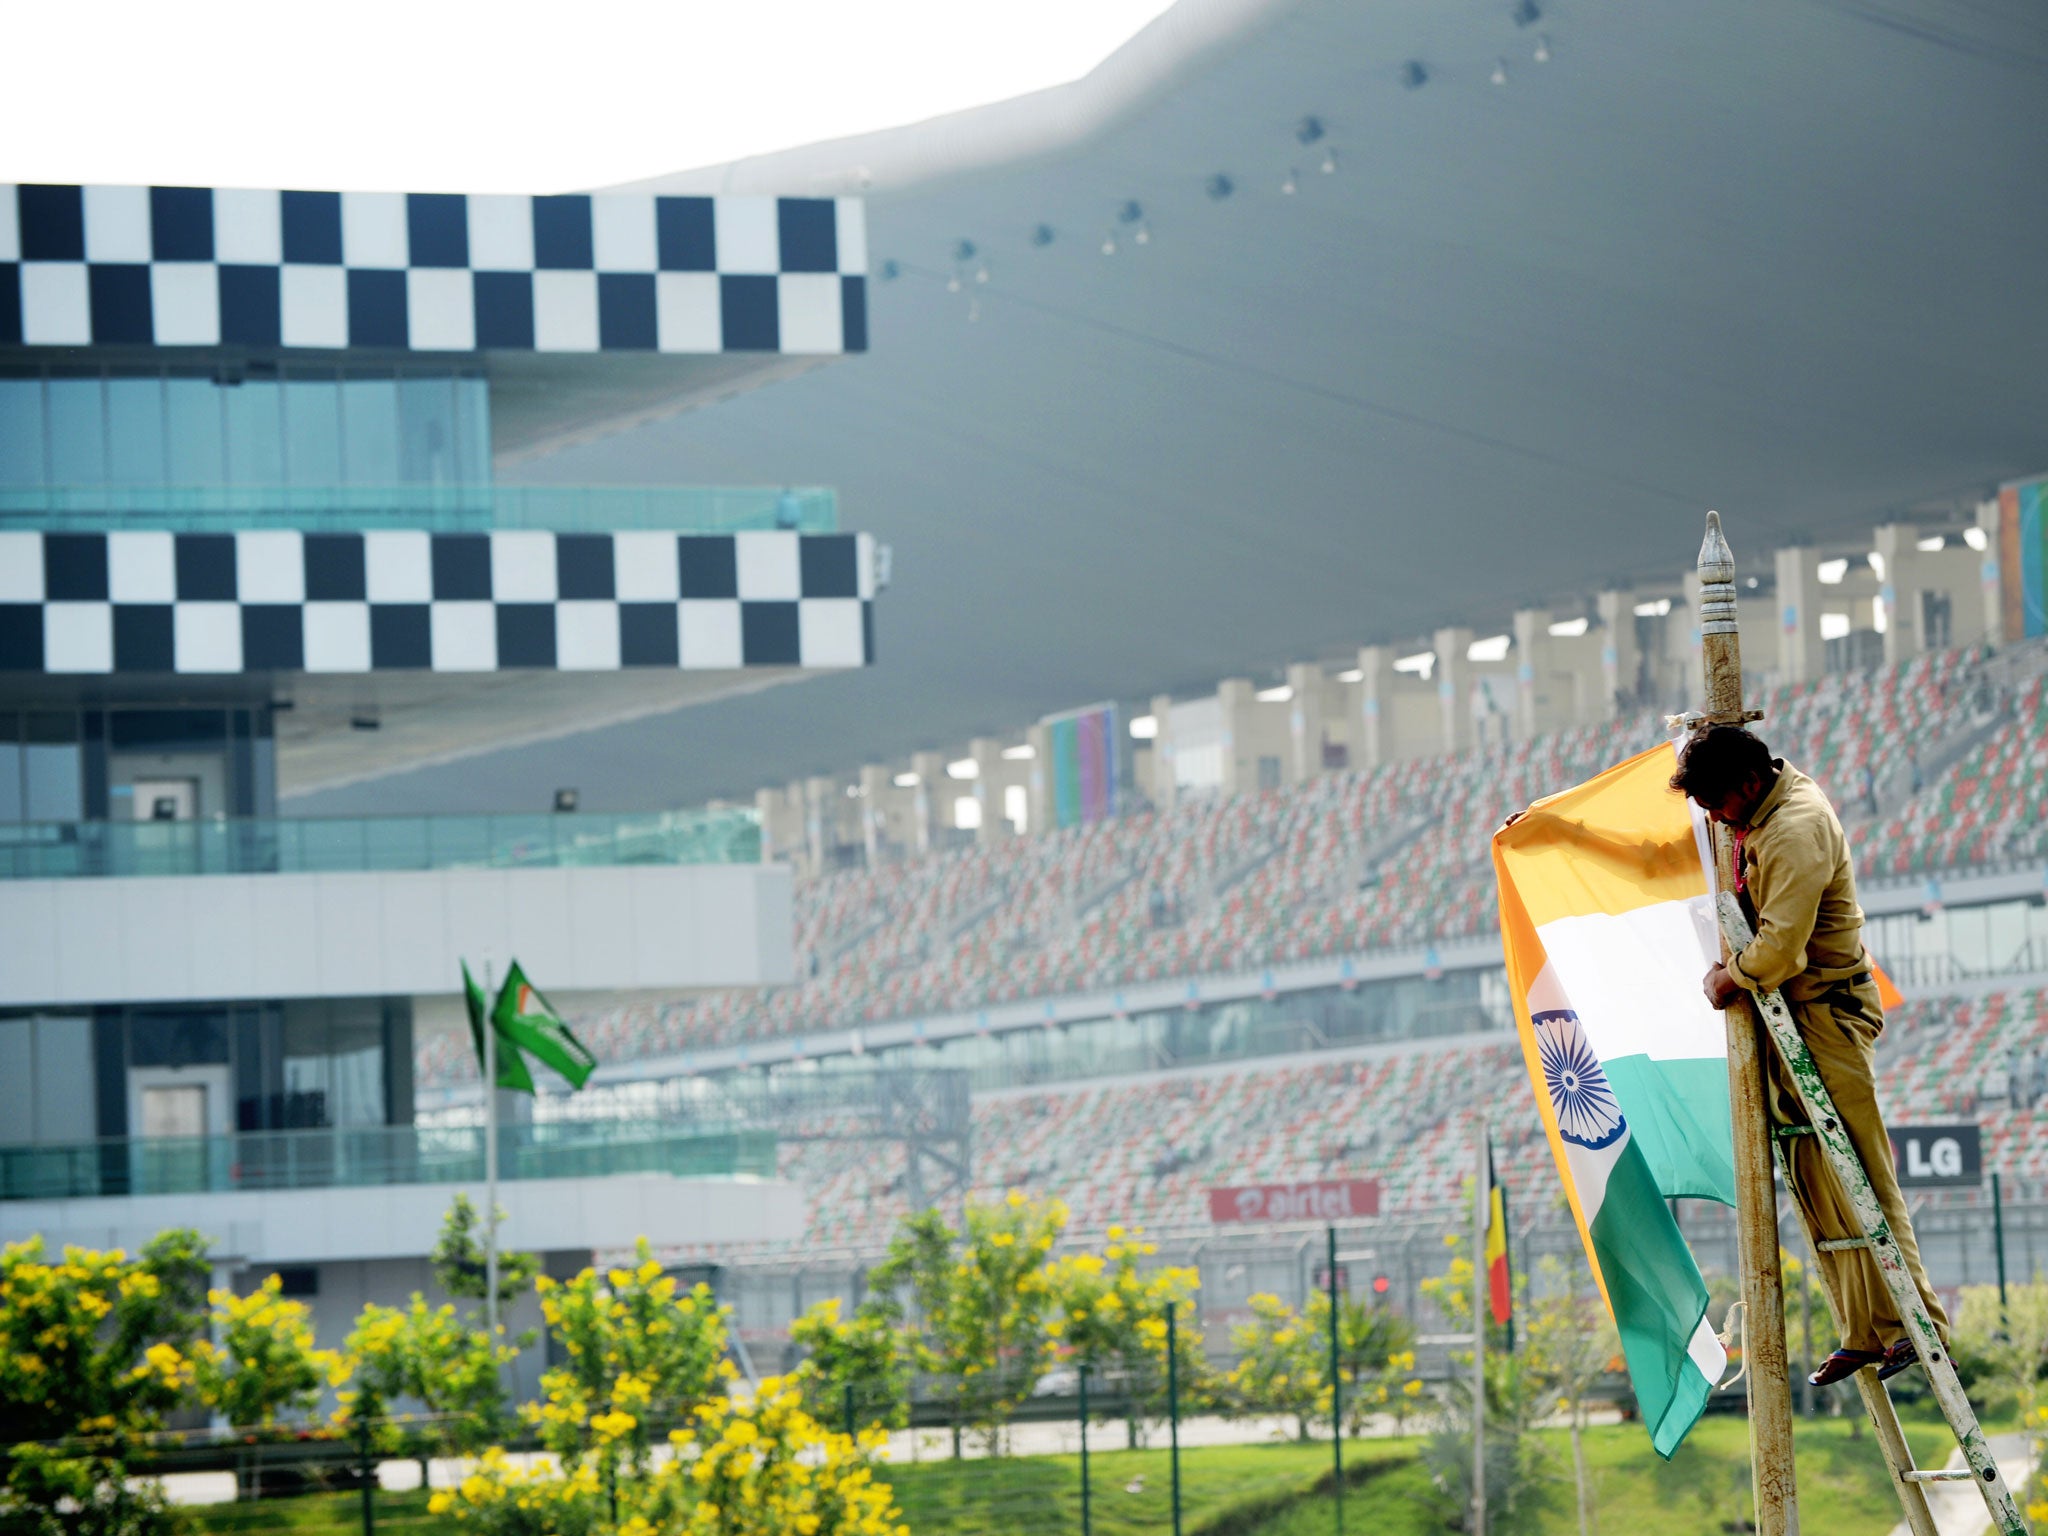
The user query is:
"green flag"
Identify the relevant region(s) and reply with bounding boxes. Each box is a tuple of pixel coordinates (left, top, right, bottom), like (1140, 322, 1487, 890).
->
(463, 960, 534, 1093)
(491, 960, 597, 1090)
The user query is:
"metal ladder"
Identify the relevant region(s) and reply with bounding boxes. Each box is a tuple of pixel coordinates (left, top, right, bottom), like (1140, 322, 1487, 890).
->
(1719, 892, 2028, 1536)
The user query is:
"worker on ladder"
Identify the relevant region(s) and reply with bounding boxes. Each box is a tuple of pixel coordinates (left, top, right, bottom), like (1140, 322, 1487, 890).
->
(1672, 724, 1950, 1387)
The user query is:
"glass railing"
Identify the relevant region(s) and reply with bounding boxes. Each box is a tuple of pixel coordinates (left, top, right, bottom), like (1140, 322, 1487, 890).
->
(0, 483, 837, 534)
(0, 1119, 779, 1201)
(0, 807, 760, 879)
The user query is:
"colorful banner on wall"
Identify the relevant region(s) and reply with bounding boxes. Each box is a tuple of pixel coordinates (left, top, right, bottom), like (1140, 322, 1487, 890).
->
(1998, 476, 2048, 640)
(1045, 702, 1119, 828)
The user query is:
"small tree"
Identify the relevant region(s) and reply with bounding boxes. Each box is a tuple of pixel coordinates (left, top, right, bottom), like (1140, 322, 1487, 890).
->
(1417, 1219, 1557, 1531)
(870, 1192, 1065, 1454)
(339, 1294, 518, 1482)
(0, 1231, 209, 1536)
(431, 1192, 540, 1325)
(1521, 1254, 1619, 1536)
(789, 1296, 909, 1432)
(1225, 1294, 1327, 1440)
(1313, 1291, 1420, 1436)
(1953, 1282, 2048, 1419)
(1046, 1223, 1203, 1446)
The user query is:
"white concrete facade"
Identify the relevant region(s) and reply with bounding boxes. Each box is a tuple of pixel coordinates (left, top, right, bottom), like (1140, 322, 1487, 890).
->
(0, 861, 794, 1008)
(1, 1170, 803, 1267)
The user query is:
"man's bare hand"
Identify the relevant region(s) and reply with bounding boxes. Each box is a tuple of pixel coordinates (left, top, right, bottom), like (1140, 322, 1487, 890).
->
(1702, 962, 1743, 1011)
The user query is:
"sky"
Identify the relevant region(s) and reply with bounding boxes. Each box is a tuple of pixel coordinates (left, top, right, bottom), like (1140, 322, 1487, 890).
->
(5, 0, 1180, 193)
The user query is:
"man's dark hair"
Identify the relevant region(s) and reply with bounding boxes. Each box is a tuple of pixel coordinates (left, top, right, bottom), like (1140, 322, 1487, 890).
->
(1670, 725, 1775, 802)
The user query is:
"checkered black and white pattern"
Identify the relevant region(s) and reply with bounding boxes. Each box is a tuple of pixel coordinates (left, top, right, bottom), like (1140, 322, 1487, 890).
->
(0, 530, 875, 675)
(0, 185, 868, 355)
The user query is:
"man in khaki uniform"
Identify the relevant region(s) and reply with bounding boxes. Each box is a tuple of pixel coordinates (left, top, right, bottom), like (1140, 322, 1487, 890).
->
(1672, 725, 1947, 1385)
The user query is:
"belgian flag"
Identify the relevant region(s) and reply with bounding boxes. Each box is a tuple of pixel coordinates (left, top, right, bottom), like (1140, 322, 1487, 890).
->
(1485, 1136, 1514, 1352)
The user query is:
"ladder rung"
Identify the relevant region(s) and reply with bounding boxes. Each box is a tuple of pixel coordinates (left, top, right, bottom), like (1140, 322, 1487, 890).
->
(1901, 1470, 1977, 1483)
(1817, 1237, 1872, 1251)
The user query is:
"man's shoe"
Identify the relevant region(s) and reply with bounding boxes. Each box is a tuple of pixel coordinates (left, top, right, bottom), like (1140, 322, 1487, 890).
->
(1809, 1348, 1883, 1386)
(1876, 1339, 1920, 1382)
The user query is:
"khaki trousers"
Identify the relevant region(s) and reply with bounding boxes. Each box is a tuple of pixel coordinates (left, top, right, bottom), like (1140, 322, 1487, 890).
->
(1765, 972, 1950, 1354)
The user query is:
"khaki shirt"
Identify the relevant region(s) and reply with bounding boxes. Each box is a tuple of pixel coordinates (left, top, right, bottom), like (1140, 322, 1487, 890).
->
(1727, 760, 1871, 1001)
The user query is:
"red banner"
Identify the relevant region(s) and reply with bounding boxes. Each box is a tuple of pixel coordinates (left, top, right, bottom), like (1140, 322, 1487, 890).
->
(1207, 1179, 1380, 1225)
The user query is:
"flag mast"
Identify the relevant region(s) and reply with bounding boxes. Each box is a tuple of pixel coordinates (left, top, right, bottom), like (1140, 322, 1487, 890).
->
(483, 955, 500, 1345)
(1472, 1120, 1487, 1536)
(1695, 512, 1798, 1532)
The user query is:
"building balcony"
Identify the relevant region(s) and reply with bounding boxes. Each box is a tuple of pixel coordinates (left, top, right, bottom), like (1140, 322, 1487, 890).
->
(0, 482, 836, 535)
(0, 1118, 776, 1203)
(0, 807, 760, 880)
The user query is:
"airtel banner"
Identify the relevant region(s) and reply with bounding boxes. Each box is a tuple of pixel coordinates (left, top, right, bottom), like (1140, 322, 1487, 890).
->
(1208, 1179, 1381, 1225)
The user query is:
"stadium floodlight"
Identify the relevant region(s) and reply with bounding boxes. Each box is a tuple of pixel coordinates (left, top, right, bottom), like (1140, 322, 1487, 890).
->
(893, 771, 919, 787)
(1393, 651, 1435, 678)
(954, 796, 982, 829)
(1820, 612, 1852, 640)
(1817, 557, 1849, 584)
(1255, 685, 1293, 703)
(1868, 550, 1887, 580)
(1467, 634, 1511, 662)
(1633, 597, 1672, 617)
(1129, 715, 1159, 739)
(1001, 743, 1036, 760)
(1965, 526, 1990, 551)
(1917, 534, 1946, 552)
(946, 758, 979, 779)
(1547, 616, 1589, 637)
(1336, 668, 1364, 682)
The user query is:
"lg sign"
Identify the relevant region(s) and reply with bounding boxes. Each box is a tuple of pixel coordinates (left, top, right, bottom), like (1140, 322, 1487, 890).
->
(1887, 1124, 1982, 1189)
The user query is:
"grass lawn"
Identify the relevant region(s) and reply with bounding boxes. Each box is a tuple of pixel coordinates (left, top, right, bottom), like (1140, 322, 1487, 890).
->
(1243, 1413, 1957, 1536)
(172, 1412, 1969, 1535)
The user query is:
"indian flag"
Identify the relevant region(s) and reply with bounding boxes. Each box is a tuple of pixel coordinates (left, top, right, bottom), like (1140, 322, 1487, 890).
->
(1491, 740, 1735, 1457)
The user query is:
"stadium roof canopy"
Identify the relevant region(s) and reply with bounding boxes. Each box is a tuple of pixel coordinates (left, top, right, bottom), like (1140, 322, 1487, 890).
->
(299, 0, 2048, 814)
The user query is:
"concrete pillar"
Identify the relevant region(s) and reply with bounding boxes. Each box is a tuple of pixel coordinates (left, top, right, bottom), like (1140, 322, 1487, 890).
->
(1511, 609, 1549, 740)
(1978, 498, 2005, 647)
(858, 764, 890, 866)
(803, 777, 836, 876)
(1680, 572, 1707, 704)
(1217, 679, 1257, 792)
(969, 737, 1006, 844)
(1026, 724, 1052, 836)
(1433, 627, 1474, 755)
(1772, 547, 1824, 686)
(1149, 694, 1177, 811)
(1873, 524, 1918, 666)
(754, 786, 781, 864)
(1355, 646, 1396, 769)
(910, 750, 945, 854)
(1287, 662, 1325, 783)
(1595, 591, 1638, 717)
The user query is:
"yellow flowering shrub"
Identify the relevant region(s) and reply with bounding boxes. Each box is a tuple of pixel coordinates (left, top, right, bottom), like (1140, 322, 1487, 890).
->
(190, 1273, 347, 1433)
(432, 1377, 905, 1536)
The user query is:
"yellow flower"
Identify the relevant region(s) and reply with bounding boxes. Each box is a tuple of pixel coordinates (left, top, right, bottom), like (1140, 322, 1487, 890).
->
(1403, 1379, 1424, 1397)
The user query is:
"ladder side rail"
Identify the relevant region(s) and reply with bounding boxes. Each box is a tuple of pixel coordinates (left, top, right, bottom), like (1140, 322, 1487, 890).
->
(1721, 893, 2027, 1536)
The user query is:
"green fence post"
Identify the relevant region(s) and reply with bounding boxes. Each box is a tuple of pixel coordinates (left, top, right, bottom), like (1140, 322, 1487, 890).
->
(1079, 1362, 1092, 1536)
(1328, 1223, 1343, 1534)
(845, 1381, 856, 1438)
(1167, 1301, 1183, 1536)
(1994, 1170, 2009, 1318)
(358, 1426, 374, 1536)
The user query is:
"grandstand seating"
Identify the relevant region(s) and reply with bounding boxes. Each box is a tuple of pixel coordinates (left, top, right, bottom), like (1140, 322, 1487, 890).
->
(412, 641, 2048, 1090)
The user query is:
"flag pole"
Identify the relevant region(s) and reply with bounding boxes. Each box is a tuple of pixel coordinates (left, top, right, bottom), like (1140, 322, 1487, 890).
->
(1472, 1120, 1487, 1536)
(1695, 512, 1798, 1533)
(483, 955, 500, 1345)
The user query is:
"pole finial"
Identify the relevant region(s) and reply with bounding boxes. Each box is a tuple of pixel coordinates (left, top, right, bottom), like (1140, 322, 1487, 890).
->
(1698, 510, 1735, 585)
